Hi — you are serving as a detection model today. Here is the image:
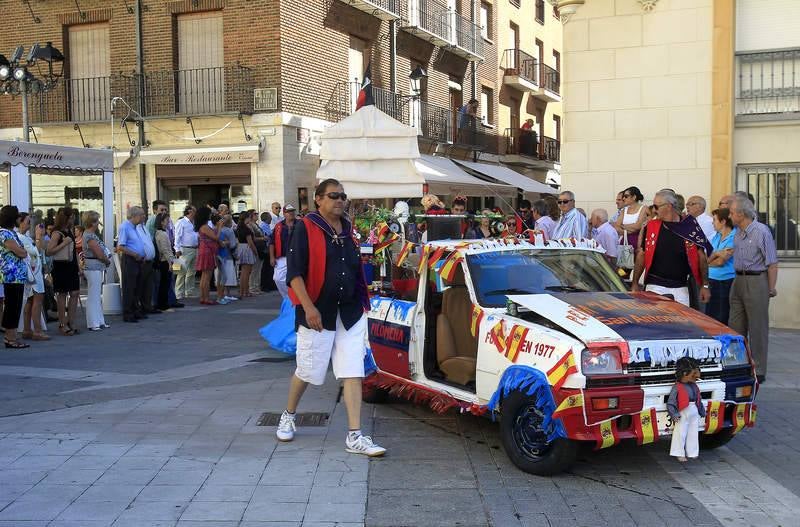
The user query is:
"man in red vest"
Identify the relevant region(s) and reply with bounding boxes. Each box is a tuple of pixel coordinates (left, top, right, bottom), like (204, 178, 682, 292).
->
(275, 178, 385, 457)
(632, 190, 711, 307)
(269, 204, 297, 300)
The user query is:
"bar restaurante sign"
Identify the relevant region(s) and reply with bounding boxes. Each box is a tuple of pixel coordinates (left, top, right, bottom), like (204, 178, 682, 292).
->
(141, 145, 261, 165)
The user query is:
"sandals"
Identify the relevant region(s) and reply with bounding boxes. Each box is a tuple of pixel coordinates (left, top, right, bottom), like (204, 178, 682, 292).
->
(4, 339, 30, 349)
(59, 324, 77, 336)
(31, 334, 51, 341)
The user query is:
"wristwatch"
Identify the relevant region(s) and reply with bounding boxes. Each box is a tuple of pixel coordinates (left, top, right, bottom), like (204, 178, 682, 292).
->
(702, 284, 710, 289)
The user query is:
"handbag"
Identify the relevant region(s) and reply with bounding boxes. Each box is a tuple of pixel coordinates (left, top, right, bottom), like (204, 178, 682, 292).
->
(617, 231, 635, 270)
(51, 232, 74, 262)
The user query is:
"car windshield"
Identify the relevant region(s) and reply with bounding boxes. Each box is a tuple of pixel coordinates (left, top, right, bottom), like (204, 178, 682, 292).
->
(466, 249, 626, 307)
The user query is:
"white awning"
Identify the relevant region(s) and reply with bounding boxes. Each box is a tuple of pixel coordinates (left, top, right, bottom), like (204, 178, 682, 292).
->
(416, 155, 514, 196)
(453, 159, 558, 194)
(0, 139, 113, 172)
(139, 144, 260, 165)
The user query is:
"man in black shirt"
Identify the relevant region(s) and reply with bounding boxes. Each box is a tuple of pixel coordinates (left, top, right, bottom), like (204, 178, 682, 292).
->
(275, 178, 385, 457)
(632, 190, 710, 307)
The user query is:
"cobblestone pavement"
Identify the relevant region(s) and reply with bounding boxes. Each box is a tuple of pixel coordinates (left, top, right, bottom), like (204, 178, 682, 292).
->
(0, 291, 797, 526)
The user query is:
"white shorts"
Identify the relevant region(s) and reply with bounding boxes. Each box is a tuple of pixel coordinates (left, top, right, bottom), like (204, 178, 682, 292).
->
(295, 313, 367, 386)
(645, 284, 690, 306)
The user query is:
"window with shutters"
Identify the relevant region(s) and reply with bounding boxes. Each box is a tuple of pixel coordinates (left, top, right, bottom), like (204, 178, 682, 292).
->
(67, 23, 110, 121)
(480, 2, 491, 40)
(480, 86, 493, 125)
(177, 11, 224, 114)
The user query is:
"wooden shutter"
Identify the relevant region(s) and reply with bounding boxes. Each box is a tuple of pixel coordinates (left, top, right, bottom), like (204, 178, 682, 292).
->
(68, 24, 110, 121)
(178, 11, 224, 114)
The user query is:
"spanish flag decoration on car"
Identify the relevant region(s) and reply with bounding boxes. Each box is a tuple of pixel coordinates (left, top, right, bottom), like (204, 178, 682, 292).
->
(490, 320, 507, 354)
(470, 305, 484, 337)
(439, 252, 464, 282)
(704, 401, 724, 435)
(395, 241, 414, 267)
(732, 403, 750, 434)
(427, 247, 447, 269)
(546, 350, 577, 391)
(592, 419, 620, 450)
(504, 325, 529, 363)
(633, 408, 659, 445)
(552, 392, 583, 419)
(748, 404, 757, 427)
(417, 245, 431, 274)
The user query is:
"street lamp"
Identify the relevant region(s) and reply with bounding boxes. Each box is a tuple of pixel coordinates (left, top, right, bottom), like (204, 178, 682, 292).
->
(0, 42, 64, 141)
(409, 65, 428, 99)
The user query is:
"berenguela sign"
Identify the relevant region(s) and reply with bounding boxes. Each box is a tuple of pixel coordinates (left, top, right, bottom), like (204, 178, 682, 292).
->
(0, 140, 114, 172)
(139, 145, 260, 165)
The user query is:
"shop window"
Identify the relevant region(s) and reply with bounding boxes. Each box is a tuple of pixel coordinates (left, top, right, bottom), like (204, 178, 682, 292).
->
(30, 171, 103, 229)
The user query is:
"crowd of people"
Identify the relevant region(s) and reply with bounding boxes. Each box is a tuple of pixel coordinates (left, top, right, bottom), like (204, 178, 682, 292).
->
(0, 200, 299, 348)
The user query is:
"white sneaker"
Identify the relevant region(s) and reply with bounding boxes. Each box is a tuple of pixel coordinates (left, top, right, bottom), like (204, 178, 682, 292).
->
(225, 296, 239, 302)
(345, 434, 386, 457)
(276, 411, 296, 442)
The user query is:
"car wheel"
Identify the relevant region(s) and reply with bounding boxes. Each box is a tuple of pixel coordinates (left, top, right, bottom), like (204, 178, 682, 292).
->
(362, 382, 388, 404)
(499, 390, 578, 476)
(699, 427, 735, 450)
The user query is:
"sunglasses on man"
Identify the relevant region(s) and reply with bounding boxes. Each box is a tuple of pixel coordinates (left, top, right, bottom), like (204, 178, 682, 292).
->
(557, 199, 573, 205)
(325, 192, 348, 201)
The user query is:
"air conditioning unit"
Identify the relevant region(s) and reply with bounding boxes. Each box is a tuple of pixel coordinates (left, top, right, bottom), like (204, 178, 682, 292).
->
(253, 88, 278, 111)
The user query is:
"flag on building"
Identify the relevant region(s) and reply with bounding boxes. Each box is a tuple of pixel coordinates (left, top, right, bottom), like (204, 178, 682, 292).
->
(470, 305, 484, 337)
(592, 419, 620, 450)
(356, 63, 374, 110)
(490, 320, 506, 354)
(546, 350, 577, 391)
(732, 403, 749, 435)
(704, 401, 723, 435)
(438, 251, 463, 282)
(396, 241, 414, 267)
(552, 392, 583, 419)
(504, 325, 529, 363)
(633, 408, 659, 445)
(417, 245, 430, 274)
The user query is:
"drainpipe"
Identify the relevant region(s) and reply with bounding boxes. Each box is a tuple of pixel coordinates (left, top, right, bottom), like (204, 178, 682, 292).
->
(470, 0, 477, 100)
(135, 0, 147, 208)
(389, 20, 397, 92)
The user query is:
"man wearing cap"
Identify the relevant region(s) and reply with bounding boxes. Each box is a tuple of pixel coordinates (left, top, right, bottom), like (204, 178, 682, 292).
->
(270, 204, 297, 300)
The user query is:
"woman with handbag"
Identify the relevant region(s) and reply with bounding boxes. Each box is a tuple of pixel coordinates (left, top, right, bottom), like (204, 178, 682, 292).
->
(236, 213, 258, 299)
(248, 210, 266, 295)
(16, 213, 49, 341)
(81, 211, 112, 331)
(46, 207, 81, 336)
(0, 206, 32, 348)
(614, 186, 648, 250)
(193, 206, 224, 305)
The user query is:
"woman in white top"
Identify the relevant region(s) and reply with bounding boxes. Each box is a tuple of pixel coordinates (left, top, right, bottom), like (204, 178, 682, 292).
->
(81, 211, 112, 331)
(16, 213, 49, 341)
(614, 186, 648, 249)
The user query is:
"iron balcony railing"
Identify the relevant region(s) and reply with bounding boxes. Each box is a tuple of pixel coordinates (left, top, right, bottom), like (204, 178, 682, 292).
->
(502, 49, 539, 85)
(736, 165, 800, 256)
(452, 10, 483, 58)
(456, 119, 499, 153)
(339, 0, 400, 18)
(540, 63, 560, 95)
(326, 81, 454, 144)
(412, 0, 451, 43)
(138, 65, 254, 117)
(30, 74, 137, 124)
(736, 49, 800, 116)
(405, 0, 482, 58)
(504, 128, 559, 162)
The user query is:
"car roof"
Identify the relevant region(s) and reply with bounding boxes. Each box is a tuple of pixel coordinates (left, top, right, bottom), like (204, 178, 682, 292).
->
(424, 237, 606, 255)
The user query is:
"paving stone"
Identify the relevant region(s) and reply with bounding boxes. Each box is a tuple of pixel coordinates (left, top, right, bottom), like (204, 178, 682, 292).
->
(250, 485, 312, 503)
(179, 500, 247, 521)
(57, 500, 130, 521)
(0, 496, 73, 520)
(115, 499, 188, 521)
(137, 484, 203, 502)
(368, 458, 477, 490)
(193, 484, 256, 502)
(241, 500, 306, 522)
(303, 502, 366, 523)
(78, 483, 146, 502)
(366, 489, 487, 527)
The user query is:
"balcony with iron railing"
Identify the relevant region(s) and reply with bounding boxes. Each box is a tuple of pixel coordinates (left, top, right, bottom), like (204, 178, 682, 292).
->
(504, 128, 559, 164)
(336, 0, 400, 20)
(403, 0, 483, 61)
(535, 63, 561, 102)
(736, 49, 800, 118)
(502, 49, 539, 92)
(30, 65, 254, 124)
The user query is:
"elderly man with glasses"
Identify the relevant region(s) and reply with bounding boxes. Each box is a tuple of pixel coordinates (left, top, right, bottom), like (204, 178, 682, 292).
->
(686, 196, 716, 241)
(632, 190, 712, 307)
(552, 191, 588, 239)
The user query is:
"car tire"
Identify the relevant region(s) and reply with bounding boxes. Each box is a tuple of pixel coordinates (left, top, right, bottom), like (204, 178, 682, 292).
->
(499, 390, 578, 476)
(362, 382, 389, 404)
(699, 427, 735, 450)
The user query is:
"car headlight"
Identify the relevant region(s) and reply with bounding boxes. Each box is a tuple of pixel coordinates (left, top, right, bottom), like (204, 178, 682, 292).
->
(722, 338, 749, 367)
(581, 346, 623, 375)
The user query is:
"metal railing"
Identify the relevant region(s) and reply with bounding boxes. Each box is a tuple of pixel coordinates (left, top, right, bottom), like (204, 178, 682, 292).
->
(502, 49, 538, 85)
(736, 49, 800, 116)
(348, 0, 400, 16)
(452, 10, 483, 58)
(540, 63, 560, 95)
(138, 65, 253, 117)
(504, 128, 559, 162)
(30, 75, 137, 123)
(542, 135, 560, 162)
(736, 165, 800, 256)
(412, 0, 451, 43)
(456, 119, 499, 153)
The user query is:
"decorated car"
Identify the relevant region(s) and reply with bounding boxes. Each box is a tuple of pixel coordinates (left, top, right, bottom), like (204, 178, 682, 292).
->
(363, 235, 757, 475)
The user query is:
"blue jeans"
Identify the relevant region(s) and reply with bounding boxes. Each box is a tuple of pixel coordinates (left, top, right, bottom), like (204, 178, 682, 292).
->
(707, 278, 733, 326)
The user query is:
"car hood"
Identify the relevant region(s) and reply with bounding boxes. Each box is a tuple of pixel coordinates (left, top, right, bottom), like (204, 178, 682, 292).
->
(506, 291, 736, 344)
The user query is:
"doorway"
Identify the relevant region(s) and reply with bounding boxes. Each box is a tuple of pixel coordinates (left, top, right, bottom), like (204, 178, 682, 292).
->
(190, 185, 229, 209)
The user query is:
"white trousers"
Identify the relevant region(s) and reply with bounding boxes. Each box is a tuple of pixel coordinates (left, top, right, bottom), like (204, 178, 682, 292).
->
(175, 246, 197, 299)
(646, 284, 690, 306)
(274, 257, 288, 300)
(670, 403, 700, 458)
(84, 270, 106, 329)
